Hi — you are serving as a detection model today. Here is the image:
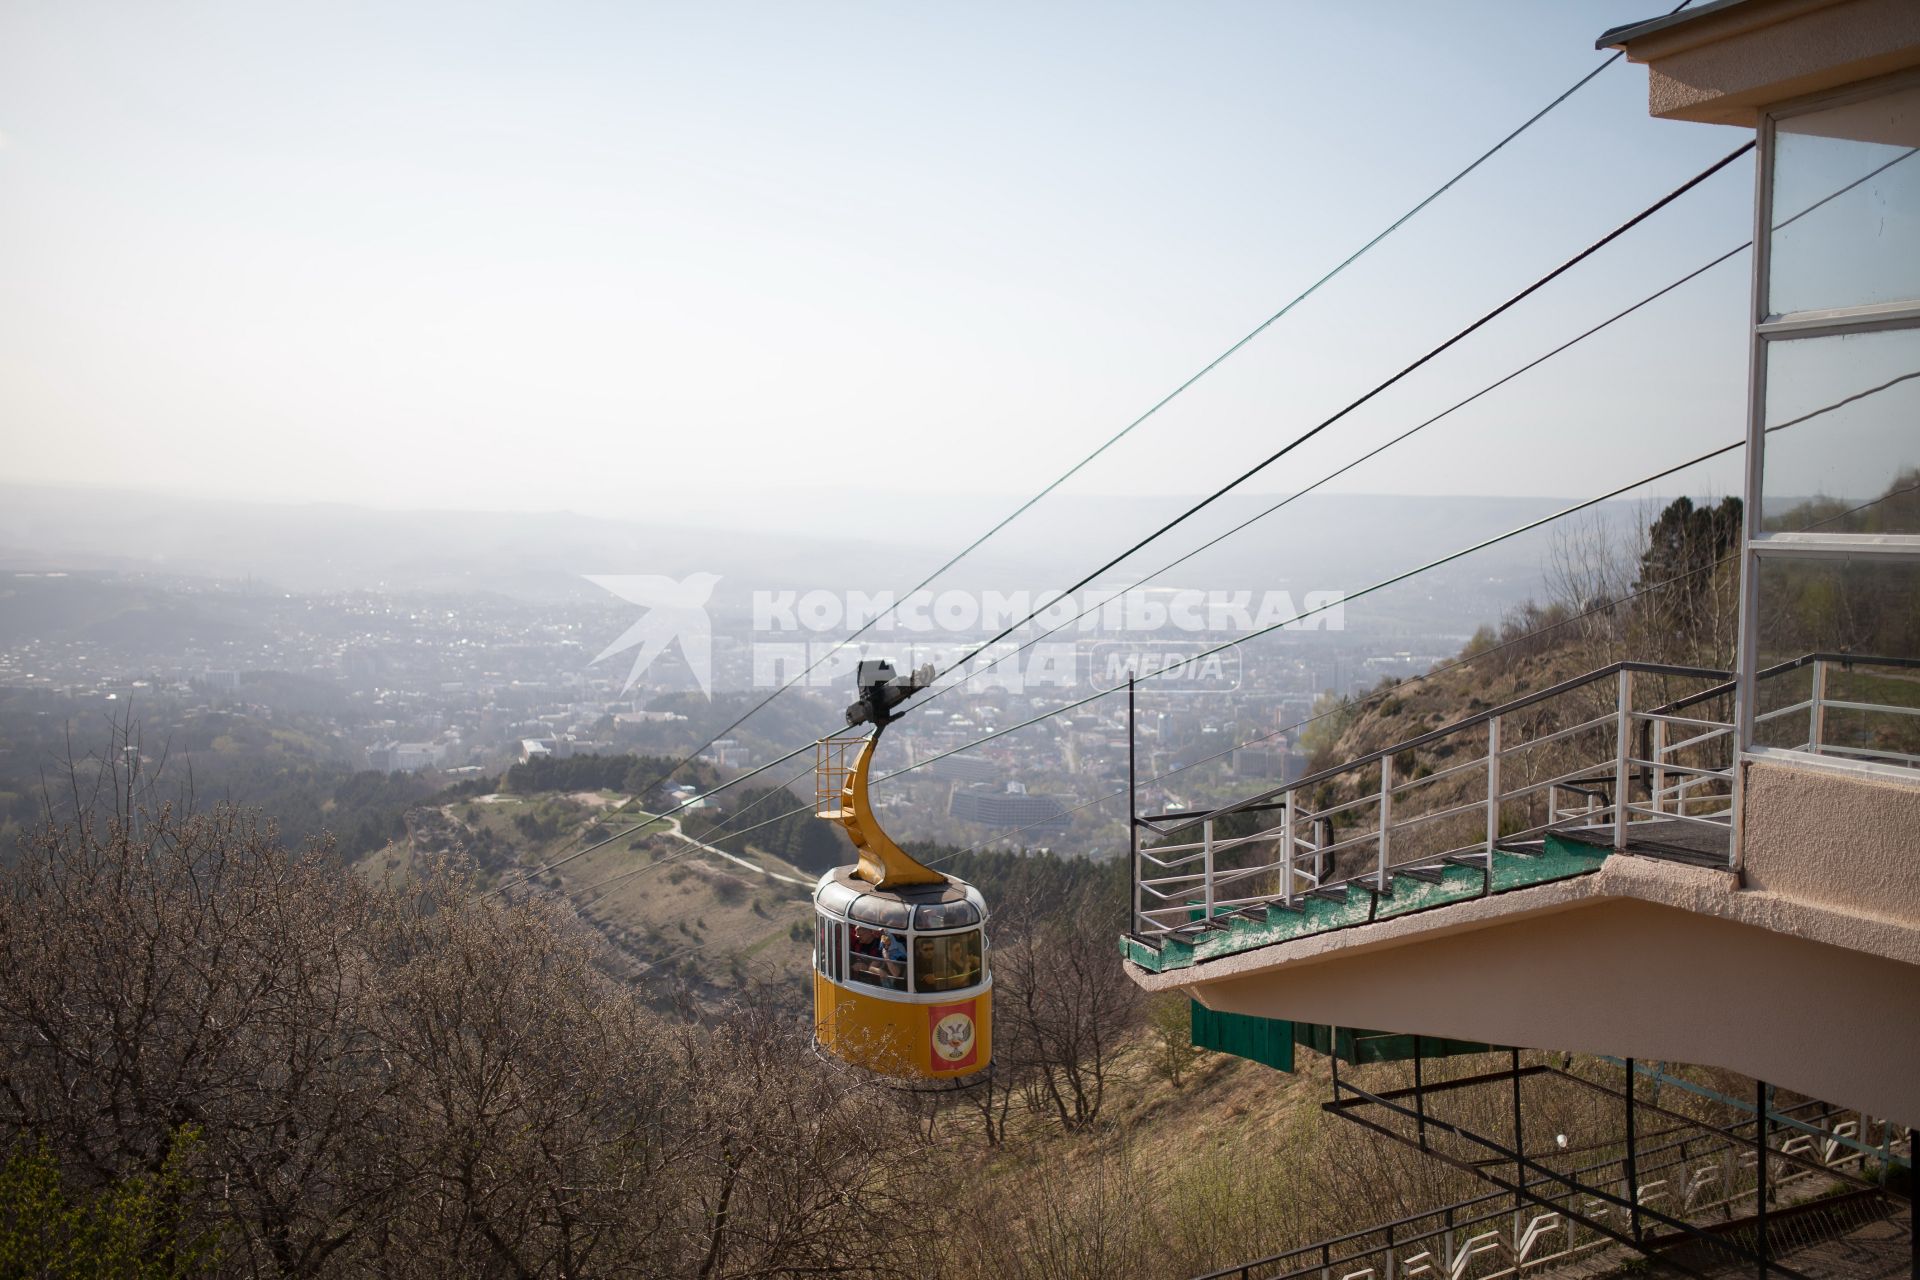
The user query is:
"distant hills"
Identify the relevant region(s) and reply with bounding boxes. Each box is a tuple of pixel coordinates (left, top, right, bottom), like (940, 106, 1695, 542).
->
(0, 481, 1660, 634)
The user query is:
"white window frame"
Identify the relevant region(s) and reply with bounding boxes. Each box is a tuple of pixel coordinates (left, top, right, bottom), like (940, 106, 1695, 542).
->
(1734, 68, 1920, 826)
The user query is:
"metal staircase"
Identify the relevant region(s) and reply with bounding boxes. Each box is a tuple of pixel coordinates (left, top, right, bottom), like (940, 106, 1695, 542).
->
(1193, 1071, 1913, 1280)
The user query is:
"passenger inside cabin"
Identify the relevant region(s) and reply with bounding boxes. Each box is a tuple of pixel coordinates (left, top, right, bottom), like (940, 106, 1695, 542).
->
(880, 931, 907, 988)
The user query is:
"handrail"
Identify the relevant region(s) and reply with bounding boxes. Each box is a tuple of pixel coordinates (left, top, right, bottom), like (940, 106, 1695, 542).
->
(1132, 652, 1920, 942)
(1142, 660, 1729, 834)
(1144, 652, 1917, 835)
(1189, 1092, 1885, 1280)
(1654, 650, 1920, 717)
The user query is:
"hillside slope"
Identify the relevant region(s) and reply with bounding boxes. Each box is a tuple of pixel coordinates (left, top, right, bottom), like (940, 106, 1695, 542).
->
(359, 786, 820, 1000)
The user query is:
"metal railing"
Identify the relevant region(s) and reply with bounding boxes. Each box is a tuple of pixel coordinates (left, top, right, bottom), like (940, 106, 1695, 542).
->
(1746, 652, 1920, 769)
(814, 733, 865, 817)
(1194, 1095, 1899, 1280)
(1133, 654, 1919, 943)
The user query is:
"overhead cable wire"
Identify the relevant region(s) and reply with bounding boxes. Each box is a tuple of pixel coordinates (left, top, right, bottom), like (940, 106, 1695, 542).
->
(920, 141, 1757, 690)
(1764, 369, 1920, 435)
(600, 138, 1914, 859)
(1767, 147, 1916, 235)
(571, 42, 1669, 826)
(759, 146, 1915, 766)
(565, 758, 825, 902)
(924, 553, 1752, 863)
(938, 461, 1920, 861)
(692, 757, 820, 842)
(895, 436, 1753, 792)
(526, 64, 1905, 906)
(522, 210, 1904, 910)
(484, 142, 1910, 907)
(570, 801, 826, 903)
(562, 227, 1920, 925)
(564, 465, 1920, 910)
(905, 145, 1917, 712)
(910, 247, 1755, 711)
(565, 437, 1759, 890)
(539, 30, 1723, 931)
(576, 540, 1748, 926)
(578, 554, 1760, 945)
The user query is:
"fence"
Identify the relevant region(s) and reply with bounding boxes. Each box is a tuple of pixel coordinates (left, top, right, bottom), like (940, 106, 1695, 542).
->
(1134, 654, 1920, 942)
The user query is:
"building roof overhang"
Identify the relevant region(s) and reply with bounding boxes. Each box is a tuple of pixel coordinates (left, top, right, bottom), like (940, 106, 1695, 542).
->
(1597, 0, 1920, 125)
(1597, 0, 1761, 53)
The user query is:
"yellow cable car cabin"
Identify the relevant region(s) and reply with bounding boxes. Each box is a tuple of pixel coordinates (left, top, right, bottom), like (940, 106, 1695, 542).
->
(811, 660, 992, 1084)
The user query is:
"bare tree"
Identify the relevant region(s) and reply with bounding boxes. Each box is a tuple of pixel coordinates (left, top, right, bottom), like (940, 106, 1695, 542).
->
(0, 770, 954, 1279)
(0, 801, 402, 1276)
(995, 918, 1142, 1134)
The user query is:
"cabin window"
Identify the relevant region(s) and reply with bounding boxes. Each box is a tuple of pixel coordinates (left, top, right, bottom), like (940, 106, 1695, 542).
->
(913, 929, 983, 993)
(845, 923, 907, 992)
(914, 900, 980, 929)
(847, 894, 913, 930)
(815, 916, 845, 982)
(816, 881, 859, 917)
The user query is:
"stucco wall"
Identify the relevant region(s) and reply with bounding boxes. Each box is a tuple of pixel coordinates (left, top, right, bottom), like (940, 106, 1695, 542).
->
(1741, 757, 1920, 924)
(1190, 896, 1920, 1127)
(1622, 0, 1920, 124)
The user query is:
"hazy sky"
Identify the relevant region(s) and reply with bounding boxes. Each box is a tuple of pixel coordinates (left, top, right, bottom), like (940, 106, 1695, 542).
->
(1, 2, 1757, 528)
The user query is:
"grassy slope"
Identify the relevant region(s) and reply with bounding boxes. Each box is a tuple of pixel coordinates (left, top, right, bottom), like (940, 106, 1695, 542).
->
(360, 787, 819, 996)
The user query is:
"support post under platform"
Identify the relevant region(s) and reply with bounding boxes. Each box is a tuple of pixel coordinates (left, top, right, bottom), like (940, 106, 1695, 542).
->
(1128, 676, 1140, 936)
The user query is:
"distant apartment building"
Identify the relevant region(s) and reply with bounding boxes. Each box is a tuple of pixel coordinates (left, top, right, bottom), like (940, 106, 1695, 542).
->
(369, 741, 446, 772)
(948, 782, 1072, 839)
(701, 738, 747, 768)
(614, 709, 688, 725)
(1231, 745, 1300, 781)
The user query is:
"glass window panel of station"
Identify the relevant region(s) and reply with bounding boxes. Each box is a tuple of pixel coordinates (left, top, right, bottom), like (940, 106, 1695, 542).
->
(1752, 556, 1920, 767)
(1768, 81, 1920, 317)
(1760, 326, 1920, 535)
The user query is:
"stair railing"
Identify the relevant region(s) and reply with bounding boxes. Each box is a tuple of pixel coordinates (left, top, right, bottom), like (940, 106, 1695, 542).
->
(1190, 1095, 1890, 1280)
(1131, 654, 1920, 941)
(1132, 661, 1731, 941)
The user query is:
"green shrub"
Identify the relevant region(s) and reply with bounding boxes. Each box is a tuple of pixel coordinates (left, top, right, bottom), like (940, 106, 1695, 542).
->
(0, 1130, 222, 1279)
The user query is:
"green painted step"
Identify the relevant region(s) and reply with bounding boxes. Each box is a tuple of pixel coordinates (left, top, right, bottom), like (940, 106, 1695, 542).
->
(1523, 832, 1613, 885)
(1121, 838, 1611, 974)
(1377, 861, 1485, 920)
